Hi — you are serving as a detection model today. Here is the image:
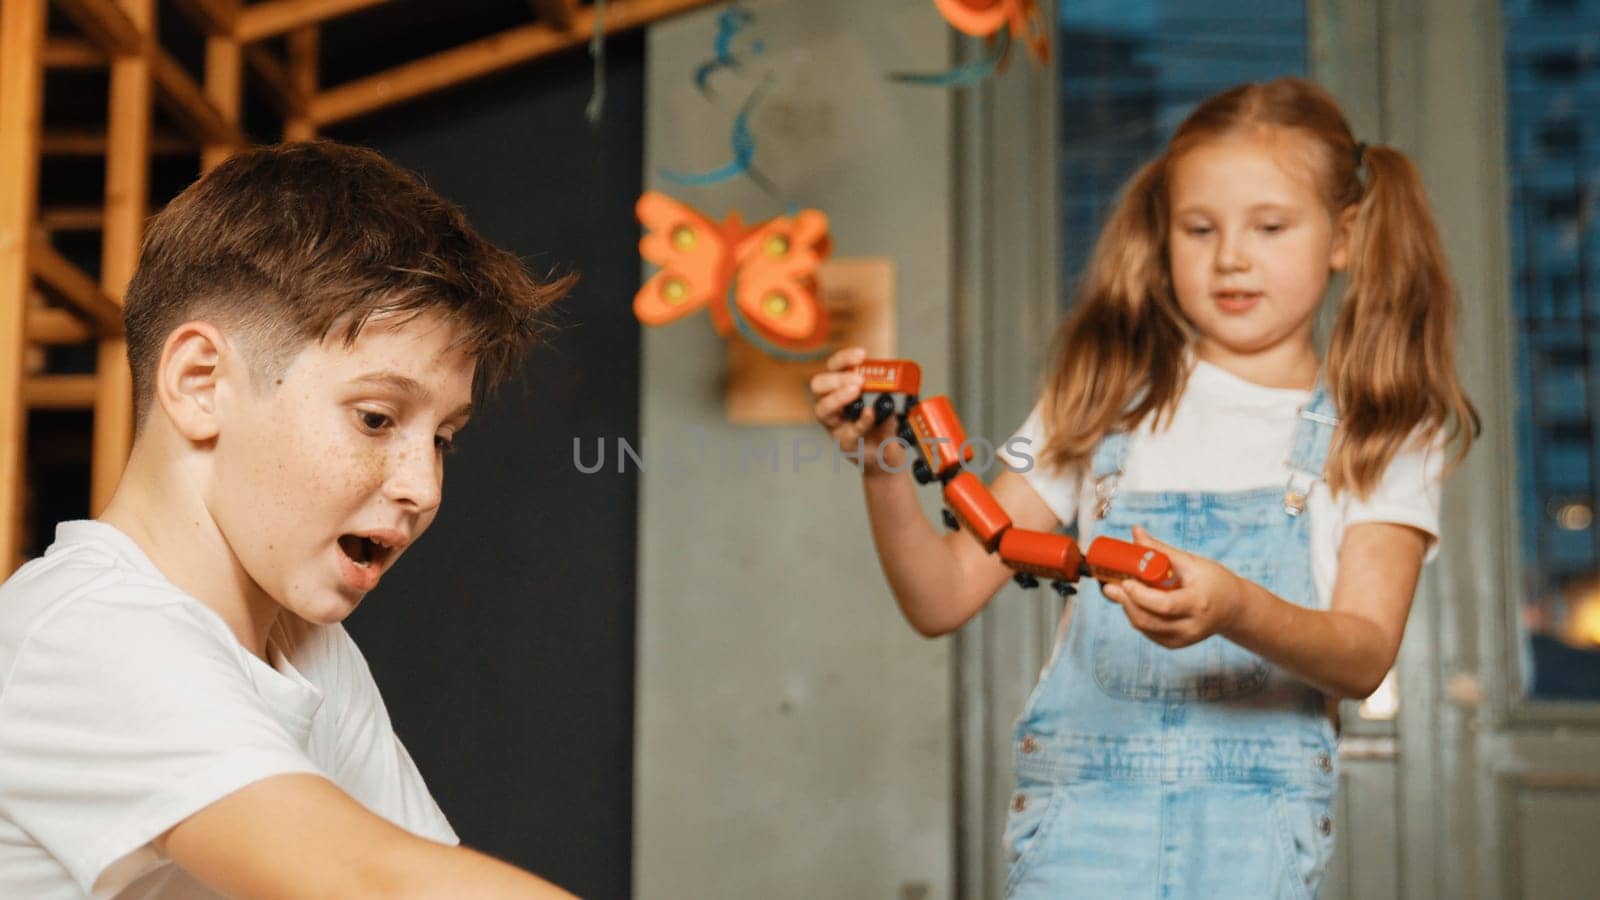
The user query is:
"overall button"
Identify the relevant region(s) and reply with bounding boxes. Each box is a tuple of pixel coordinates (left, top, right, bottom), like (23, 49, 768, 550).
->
(1020, 736, 1040, 755)
(1320, 815, 1334, 837)
(1315, 752, 1333, 774)
(1012, 793, 1029, 813)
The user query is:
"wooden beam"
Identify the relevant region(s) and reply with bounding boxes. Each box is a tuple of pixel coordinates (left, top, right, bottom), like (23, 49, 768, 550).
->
(312, 0, 721, 126)
(0, 0, 46, 572)
(23, 376, 99, 410)
(26, 308, 95, 345)
(93, 0, 155, 514)
(53, 0, 245, 151)
(53, 0, 143, 57)
(283, 28, 319, 141)
(202, 33, 244, 171)
(44, 38, 105, 68)
(244, 45, 297, 116)
(39, 207, 106, 233)
(530, 0, 579, 30)
(151, 45, 249, 149)
(43, 129, 194, 156)
(30, 240, 124, 335)
(236, 0, 392, 43)
(47, 24, 279, 129)
(170, 0, 241, 36)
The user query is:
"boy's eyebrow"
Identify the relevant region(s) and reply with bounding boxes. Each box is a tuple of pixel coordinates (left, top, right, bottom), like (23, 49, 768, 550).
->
(350, 371, 472, 420)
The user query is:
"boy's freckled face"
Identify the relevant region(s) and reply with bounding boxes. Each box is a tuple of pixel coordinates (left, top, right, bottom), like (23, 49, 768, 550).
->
(207, 311, 476, 625)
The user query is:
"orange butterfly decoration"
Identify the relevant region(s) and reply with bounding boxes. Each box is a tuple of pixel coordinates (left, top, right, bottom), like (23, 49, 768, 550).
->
(634, 191, 833, 357)
(933, 0, 1051, 64)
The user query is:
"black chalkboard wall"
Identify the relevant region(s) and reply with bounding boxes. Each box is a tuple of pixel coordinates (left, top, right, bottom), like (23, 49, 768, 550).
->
(331, 35, 644, 900)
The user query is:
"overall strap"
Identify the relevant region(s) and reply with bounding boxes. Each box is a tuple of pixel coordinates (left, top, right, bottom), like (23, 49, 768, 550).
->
(1089, 432, 1131, 519)
(1283, 381, 1339, 516)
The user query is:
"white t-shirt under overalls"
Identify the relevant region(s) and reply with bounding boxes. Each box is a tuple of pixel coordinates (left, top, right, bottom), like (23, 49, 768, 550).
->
(1001, 359, 1444, 607)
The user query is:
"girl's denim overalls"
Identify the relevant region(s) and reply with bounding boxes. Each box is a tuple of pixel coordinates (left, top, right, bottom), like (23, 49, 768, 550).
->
(1004, 386, 1341, 899)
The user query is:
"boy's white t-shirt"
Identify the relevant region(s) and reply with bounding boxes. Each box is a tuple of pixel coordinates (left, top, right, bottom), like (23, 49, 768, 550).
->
(0, 520, 458, 899)
(1000, 359, 1444, 608)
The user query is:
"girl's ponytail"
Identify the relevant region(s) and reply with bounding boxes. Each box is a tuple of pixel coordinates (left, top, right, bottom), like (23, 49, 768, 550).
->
(1324, 144, 1480, 496)
(1041, 158, 1190, 473)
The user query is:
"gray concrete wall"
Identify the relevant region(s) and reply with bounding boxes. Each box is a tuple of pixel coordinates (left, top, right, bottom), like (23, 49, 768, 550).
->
(634, 3, 956, 897)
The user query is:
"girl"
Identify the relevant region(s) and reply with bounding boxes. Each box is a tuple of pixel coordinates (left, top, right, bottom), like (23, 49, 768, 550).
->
(811, 78, 1476, 898)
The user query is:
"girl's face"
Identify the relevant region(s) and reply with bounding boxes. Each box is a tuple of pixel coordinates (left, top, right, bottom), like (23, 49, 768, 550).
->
(1166, 129, 1351, 378)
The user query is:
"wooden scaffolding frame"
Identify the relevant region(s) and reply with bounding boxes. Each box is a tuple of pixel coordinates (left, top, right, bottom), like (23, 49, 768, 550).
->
(0, 0, 717, 573)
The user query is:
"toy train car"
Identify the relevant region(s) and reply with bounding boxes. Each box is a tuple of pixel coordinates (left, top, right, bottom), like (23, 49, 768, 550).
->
(1084, 536, 1180, 590)
(851, 355, 1179, 594)
(994, 528, 1177, 595)
(942, 471, 1012, 553)
(843, 359, 922, 425)
(998, 528, 1083, 595)
(905, 396, 976, 485)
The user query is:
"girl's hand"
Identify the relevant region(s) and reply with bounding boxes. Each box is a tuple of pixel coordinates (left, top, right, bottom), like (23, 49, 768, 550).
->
(809, 346, 906, 474)
(1101, 525, 1250, 649)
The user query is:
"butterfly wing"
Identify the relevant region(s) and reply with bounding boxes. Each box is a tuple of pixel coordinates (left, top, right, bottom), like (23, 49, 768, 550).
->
(932, 0, 1010, 36)
(729, 209, 832, 352)
(634, 191, 732, 332)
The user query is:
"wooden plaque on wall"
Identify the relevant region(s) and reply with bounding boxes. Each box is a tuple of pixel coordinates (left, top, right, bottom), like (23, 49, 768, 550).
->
(724, 257, 896, 425)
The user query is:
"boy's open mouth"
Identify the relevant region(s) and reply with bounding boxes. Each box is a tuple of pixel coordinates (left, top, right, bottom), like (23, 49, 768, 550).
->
(338, 533, 396, 570)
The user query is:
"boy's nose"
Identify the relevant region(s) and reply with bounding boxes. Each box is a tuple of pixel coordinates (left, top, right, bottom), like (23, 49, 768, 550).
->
(383, 445, 443, 513)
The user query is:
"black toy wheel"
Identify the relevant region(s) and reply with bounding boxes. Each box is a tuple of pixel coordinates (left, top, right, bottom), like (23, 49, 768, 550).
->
(872, 393, 896, 423)
(1013, 572, 1040, 590)
(842, 397, 864, 422)
(1050, 580, 1077, 597)
(913, 459, 934, 485)
(940, 508, 959, 531)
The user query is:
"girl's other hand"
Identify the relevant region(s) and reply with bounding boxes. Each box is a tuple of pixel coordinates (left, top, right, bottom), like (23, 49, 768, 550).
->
(809, 346, 906, 474)
(1102, 525, 1249, 648)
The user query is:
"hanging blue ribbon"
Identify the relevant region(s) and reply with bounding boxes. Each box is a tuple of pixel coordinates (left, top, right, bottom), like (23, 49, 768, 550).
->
(889, 28, 1011, 87)
(694, 6, 761, 94)
(658, 109, 754, 185)
(659, 78, 768, 187)
(585, 0, 607, 123)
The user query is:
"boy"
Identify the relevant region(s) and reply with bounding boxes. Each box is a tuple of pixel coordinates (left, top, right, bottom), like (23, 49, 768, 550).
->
(0, 142, 578, 898)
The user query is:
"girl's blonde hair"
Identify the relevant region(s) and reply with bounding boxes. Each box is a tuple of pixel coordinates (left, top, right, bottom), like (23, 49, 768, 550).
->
(1041, 77, 1478, 497)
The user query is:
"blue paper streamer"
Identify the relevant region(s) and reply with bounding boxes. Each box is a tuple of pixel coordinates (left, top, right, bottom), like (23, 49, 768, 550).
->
(585, 0, 607, 123)
(659, 79, 767, 187)
(889, 28, 1011, 87)
(693, 6, 761, 94)
(658, 113, 754, 185)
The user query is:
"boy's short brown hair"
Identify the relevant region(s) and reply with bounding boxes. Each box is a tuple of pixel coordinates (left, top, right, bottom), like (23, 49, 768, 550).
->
(123, 141, 573, 432)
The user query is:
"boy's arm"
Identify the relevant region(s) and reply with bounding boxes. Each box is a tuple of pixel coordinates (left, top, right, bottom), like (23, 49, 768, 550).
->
(157, 774, 575, 899)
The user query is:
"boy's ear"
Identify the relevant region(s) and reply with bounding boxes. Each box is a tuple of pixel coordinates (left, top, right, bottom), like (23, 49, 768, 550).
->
(1329, 203, 1359, 272)
(156, 322, 232, 443)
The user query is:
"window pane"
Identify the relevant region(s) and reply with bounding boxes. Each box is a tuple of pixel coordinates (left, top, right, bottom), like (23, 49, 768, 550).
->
(1505, 0, 1600, 700)
(1059, 0, 1309, 290)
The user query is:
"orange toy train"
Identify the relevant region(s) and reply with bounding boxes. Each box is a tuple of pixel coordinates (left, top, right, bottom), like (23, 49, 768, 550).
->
(850, 358, 1180, 598)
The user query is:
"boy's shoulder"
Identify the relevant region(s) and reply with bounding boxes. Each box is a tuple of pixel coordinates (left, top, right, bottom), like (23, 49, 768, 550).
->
(3, 520, 183, 596)
(0, 521, 375, 701)
(1, 520, 186, 621)
(0, 522, 246, 690)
